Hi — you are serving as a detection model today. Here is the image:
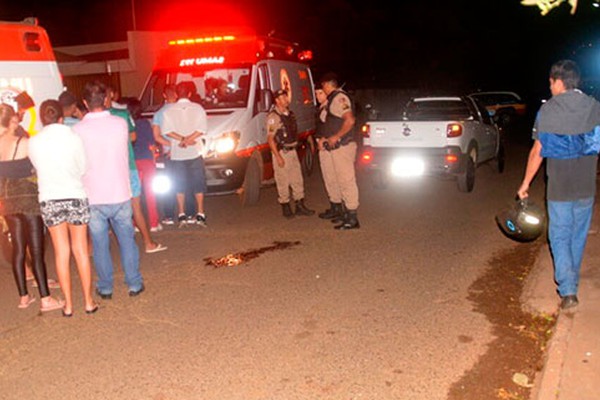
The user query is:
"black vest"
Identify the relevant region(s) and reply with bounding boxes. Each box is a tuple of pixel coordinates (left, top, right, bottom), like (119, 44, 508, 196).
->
(274, 109, 298, 148)
(323, 90, 354, 145)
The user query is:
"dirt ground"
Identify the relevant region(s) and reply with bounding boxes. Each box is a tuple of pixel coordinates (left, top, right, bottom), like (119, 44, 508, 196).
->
(449, 240, 556, 400)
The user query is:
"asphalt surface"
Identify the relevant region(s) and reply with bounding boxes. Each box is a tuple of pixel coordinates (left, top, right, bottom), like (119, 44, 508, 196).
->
(0, 136, 536, 400)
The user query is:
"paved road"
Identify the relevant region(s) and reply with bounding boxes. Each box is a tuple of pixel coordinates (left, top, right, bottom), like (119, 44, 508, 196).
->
(0, 133, 539, 400)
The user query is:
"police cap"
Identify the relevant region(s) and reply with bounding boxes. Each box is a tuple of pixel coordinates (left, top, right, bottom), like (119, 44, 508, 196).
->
(273, 89, 288, 99)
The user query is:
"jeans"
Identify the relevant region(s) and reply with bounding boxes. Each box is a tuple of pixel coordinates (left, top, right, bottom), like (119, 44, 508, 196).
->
(548, 197, 594, 297)
(89, 201, 142, 294)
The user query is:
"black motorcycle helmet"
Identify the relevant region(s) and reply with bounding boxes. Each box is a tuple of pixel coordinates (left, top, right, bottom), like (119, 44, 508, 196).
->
(496, 199, 546, 242)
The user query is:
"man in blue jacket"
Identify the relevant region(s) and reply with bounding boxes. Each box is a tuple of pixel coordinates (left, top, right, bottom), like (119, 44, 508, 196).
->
(518, 59, 600, 309)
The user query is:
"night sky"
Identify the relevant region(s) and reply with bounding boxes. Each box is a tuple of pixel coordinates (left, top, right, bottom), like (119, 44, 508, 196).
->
(2, 0, 599, 101)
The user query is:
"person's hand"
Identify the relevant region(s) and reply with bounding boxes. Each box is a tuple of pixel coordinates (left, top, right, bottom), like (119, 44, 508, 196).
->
(317, 138, 324, 151)
(325, 136, 339, 149)
(277, 156, 285, 168)
(517, 183, 529, 200)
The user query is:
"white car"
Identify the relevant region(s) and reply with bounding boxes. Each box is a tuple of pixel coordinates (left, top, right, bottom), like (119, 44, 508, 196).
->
(359, 96, 504, 192)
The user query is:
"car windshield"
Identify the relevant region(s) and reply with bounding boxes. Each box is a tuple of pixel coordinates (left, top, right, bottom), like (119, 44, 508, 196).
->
(470, 93, 520, 106)
(140, 66, 251, 113)
(404, 100, 471, 121)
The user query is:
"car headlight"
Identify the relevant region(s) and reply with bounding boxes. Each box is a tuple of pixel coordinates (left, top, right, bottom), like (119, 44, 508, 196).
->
(214, 131, 240, 155)
(215, 136, 236, 154)
(152, 175, 172, 194)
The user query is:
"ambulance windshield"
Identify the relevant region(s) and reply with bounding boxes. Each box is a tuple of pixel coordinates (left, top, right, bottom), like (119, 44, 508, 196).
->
(141, 67, 251, 113)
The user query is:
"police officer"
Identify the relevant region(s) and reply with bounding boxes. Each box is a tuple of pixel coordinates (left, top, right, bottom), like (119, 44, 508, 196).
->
(317, 73, 360, 230)
(267, 89, 315, 218)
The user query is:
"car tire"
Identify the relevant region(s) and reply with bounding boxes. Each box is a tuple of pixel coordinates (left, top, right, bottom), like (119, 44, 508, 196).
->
(301, 141, 316, 177)
(241, 154, 262, 206)
(457, 148, 477, 193)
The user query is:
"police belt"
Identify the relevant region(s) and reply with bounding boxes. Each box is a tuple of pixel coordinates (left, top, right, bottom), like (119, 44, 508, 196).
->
(278, 143, 298, 152)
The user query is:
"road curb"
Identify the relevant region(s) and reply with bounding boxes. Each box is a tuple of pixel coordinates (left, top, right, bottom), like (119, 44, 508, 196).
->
(529, 310, 574, 400)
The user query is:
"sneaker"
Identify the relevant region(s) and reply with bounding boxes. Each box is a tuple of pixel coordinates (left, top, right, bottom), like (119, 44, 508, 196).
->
(560, 295, 579, 310)
(150, 223, 163, 233)
(162, 217, 175, 225)
(178, 214, 187, 228)
(196, 213, 207, 227)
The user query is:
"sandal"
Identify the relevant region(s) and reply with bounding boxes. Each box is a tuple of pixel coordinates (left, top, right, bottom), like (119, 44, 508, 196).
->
(18, 295, 36, 309)
(40, 297, 65, 313)
(145, 243, 168, 254)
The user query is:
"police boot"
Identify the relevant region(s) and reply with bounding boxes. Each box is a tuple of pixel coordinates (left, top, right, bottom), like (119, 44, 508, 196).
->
(318, 202, 343, 219)
(334, 210, 360, 230)
(281, 202, 294, 219)
(295, 199, 315, 216)
(330, 203, 347, 224)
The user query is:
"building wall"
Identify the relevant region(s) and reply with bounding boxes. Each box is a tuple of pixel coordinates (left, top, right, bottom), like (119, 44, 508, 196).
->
(56, 31, 180, 99)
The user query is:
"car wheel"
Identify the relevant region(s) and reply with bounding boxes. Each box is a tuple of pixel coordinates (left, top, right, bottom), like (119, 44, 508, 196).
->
(301, 142, 316, 177)
(241, 154, 262, 206)
(457, 148, 477, 193)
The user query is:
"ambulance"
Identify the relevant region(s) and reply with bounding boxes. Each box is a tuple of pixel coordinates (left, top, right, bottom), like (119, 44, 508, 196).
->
(0, 18, 64, 135)
(140, 31, 317, 205)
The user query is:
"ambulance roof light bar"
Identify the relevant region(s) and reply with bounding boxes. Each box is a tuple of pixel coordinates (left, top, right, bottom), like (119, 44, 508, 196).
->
(168, 35, 236, 46)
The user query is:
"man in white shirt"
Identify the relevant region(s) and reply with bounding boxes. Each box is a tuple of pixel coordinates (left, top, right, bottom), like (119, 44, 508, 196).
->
(160, 81, 208, 227)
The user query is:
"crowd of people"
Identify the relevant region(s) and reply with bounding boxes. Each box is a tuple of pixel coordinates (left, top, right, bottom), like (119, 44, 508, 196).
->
(0, 81, 179, 315)
(0, 71, 362, 316)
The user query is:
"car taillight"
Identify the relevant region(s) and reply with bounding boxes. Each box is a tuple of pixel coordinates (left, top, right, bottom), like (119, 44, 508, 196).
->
(361, 124, 370, 138)
(445, 154, 459, 163)
(446, 123, 462, 138)
(361, 150, 373, 164)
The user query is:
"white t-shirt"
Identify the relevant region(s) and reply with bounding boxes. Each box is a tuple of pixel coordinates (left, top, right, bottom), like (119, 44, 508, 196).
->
(28, 123, 87, 201)
(161, 98, 207, 160)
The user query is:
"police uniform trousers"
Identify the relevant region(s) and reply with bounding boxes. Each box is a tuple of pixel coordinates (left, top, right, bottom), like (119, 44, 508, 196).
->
(318, 141, 359, 210)
(273, 149, 305, 204)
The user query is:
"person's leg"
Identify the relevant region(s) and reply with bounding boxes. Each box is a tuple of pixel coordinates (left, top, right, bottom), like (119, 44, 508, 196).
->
(69, 224, 97, 311)
(88, 205, 114, 295)
(47, 223, 73, 314)
(23, 214, 63, 311)
(273, 151, 292, 204)
(136, 159, 160, 228)
(5, 214, 31, 305)
(131, 195, 156, 251)
(331, 142, 359, 211)
(318, 149, 342, 203)
(570, 197, 594, 292)
(109, 201, 143, 292)
(548, 200, 576, 297)
(288, 151, 305, 200)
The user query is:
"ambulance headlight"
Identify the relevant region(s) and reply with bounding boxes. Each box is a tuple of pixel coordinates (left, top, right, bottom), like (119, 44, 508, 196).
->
(152, 175, 172, 194)
(215, 131, 240, 154)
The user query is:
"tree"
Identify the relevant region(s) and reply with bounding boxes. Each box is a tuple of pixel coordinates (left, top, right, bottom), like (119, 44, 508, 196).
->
(521, 0, 578, 15)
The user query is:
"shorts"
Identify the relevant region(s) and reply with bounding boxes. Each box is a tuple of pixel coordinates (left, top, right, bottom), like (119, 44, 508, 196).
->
(40, 198, 90, 227)
(130, 169, 142, 198)
(170, 156, 207, 194)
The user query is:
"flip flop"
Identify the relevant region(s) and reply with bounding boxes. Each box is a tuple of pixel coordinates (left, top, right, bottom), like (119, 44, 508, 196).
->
(146, 243, 168, 254)
(18, 296, 36, 309)
(40, 297, 65, 313)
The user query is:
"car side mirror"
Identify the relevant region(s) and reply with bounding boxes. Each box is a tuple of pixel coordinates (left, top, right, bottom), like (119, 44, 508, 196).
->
(258, 89, 273, 113)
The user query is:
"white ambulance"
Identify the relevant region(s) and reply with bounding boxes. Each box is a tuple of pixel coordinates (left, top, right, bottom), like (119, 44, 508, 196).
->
(140, 31, 317, 205)
(0, 18, 63, 135)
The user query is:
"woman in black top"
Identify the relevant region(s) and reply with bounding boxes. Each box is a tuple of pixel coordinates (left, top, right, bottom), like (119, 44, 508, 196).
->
(0, 104, 63, 312)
